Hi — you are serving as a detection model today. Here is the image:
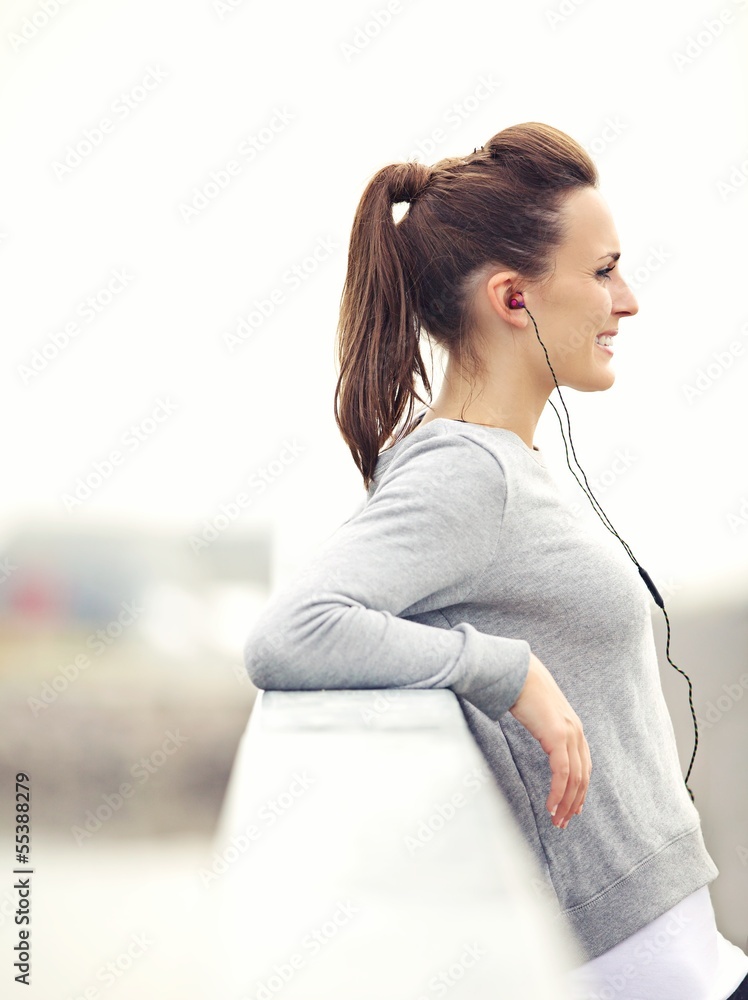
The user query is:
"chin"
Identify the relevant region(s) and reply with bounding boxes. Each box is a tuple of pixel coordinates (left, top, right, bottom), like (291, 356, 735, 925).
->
(563, 369, 616, 393)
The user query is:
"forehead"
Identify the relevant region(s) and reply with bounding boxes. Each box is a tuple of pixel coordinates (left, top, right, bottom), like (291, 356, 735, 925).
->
(557, 186, 619, 257)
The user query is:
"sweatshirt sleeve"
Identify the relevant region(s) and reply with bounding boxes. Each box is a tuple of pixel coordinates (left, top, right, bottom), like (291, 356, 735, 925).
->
(242, 429, 531, 720)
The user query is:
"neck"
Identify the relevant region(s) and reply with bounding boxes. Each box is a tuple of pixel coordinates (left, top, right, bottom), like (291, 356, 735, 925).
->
(425, 355, 551, 451)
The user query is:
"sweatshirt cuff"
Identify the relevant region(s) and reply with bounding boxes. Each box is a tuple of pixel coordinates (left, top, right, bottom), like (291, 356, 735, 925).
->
(450, 624, 531, 720)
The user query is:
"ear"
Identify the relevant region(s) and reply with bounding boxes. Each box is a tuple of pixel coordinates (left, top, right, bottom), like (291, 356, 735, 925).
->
(485, 270, 529, 328)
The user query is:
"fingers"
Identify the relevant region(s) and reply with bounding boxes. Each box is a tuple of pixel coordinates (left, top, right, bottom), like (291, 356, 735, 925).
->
(546, 734, 590, 829)
(554, 742, 582, 827)
(566, 757, 589, 823)
(545, 742, 575, 828)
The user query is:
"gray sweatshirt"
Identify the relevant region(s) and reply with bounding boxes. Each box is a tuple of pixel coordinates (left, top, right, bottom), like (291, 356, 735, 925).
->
(243, 411, 719, 961)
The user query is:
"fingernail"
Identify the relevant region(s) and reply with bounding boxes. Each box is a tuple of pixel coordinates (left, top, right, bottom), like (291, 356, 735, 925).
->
(550, 805, 557, 816)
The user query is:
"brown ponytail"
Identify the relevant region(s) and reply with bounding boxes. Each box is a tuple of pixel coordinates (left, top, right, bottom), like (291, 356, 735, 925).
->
(333, 121, 598, 490)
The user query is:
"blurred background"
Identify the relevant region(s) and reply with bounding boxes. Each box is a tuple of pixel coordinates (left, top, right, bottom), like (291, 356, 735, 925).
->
(0, 0, 747, 996)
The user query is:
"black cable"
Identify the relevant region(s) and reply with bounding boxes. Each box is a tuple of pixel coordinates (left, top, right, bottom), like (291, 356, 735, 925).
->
(524, 304, 698, 803)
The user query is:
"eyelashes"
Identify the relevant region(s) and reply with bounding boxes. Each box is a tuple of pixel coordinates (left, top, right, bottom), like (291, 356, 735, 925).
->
(596, 265, 616, 281)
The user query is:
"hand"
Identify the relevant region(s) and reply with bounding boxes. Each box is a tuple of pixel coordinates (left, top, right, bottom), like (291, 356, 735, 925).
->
(508, 651, 591, 829)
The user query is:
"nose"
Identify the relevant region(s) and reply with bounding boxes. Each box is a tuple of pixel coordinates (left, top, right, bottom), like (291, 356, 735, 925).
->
(613, 271, 639, 319)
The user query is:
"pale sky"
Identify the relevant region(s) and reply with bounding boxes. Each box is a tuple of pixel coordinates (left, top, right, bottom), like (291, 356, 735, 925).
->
(1, 0, 747, 608)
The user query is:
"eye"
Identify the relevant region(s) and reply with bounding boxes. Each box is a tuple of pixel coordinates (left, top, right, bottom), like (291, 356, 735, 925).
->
(596, 265, 616, 281)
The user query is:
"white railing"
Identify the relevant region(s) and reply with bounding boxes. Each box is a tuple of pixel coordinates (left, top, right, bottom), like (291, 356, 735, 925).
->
(197, 689, 584, 999)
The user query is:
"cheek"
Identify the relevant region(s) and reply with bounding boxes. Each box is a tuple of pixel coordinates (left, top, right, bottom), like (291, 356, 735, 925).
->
(561, 281, 610, 327)
(584, 290, 612, 337)
(533, 286, 608, 361)
(552, 302, 609, 365)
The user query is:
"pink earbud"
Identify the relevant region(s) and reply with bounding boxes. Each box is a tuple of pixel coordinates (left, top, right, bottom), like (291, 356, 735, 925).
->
(508, 294, 525, 309)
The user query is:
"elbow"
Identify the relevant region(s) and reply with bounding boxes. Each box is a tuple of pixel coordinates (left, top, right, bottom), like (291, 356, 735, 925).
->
(242, 596, 355, 691)
(243, 620, 295, 691)
(242, 601, 334, 690)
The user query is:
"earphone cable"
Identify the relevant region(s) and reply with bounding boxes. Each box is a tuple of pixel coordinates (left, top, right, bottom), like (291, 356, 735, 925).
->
(523, 304, 699, 802)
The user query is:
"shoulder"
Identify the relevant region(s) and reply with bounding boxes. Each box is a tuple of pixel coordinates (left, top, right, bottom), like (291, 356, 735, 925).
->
(370, 422, 509, 506)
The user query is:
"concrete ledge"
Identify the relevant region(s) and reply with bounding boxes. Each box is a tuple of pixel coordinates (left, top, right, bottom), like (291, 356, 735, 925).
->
(198, 689, 583, 999)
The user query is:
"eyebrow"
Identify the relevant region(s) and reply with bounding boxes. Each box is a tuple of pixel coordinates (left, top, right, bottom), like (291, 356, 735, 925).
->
(597, 252, 621, 261)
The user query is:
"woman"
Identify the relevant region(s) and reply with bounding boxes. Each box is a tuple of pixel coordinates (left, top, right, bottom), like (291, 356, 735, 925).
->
(243, 122, 748, 999)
